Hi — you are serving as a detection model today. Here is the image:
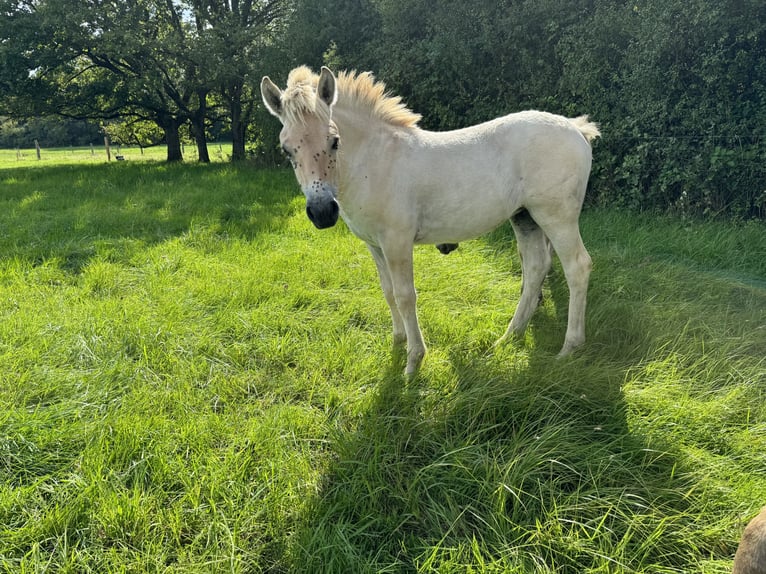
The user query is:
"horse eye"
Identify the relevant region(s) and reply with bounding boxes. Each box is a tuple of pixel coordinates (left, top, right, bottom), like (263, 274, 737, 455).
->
(281, 145, 296, 166)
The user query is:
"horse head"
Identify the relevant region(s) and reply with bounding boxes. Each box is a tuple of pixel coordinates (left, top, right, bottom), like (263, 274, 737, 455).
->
(261, 66, 341, 229)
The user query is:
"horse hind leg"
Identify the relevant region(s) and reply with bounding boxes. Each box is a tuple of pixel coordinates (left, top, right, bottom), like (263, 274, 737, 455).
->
(495, 209, 552, 346)
(539, 216, 592, 356)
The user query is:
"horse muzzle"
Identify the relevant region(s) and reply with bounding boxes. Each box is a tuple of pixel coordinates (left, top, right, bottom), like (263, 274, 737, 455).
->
(304, 183, 339, 229)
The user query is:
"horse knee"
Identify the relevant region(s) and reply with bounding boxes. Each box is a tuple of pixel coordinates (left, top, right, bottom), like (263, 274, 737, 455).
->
(561, 246, 591, 288)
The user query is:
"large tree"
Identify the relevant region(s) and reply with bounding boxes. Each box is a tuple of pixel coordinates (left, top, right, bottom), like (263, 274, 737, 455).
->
(1, 0, 215, 162)
(191, 0, 290, 161)
(2, 0, 291, 162)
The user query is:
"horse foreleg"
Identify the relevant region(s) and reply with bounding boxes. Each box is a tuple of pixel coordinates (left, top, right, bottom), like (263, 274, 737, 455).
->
(368, 244, 406, 348)
(379, 239, 425, 377)
(496, 212, 552, 346)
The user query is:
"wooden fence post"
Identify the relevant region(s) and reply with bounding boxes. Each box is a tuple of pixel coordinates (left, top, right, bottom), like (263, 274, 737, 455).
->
(104, 136, 111, 161)
(34, 139, 41, 160)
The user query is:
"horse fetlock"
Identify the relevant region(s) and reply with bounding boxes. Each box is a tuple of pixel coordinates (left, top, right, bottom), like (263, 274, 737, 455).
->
(494, 327, 524, 348)
(558, 336, 585, 357)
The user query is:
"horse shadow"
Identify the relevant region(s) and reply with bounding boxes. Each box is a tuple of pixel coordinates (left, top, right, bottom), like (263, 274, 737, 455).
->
(289, 241, 728, 572)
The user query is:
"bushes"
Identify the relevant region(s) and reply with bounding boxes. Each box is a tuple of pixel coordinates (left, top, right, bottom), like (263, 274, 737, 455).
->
(289, 0, 766, 218)
(0, 116, 102, 149)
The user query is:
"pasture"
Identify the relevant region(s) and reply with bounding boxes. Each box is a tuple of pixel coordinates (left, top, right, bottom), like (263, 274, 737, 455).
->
(0, 151, 764, 573)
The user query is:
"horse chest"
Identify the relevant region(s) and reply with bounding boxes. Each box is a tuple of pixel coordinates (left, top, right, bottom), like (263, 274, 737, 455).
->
(337, 202, 381, 245)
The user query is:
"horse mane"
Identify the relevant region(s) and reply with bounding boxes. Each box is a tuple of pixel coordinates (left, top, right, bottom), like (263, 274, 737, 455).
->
(281, 66, 330, 125)
(336, 70, 422, 128)
(282, 66, 421, 128)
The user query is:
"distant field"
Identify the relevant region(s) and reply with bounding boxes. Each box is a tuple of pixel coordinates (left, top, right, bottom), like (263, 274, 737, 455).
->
(0, 143, 233, 166)
(0, 158, 764, 573)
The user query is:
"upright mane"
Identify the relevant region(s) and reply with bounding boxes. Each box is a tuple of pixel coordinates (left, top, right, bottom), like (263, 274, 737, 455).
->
(280, 66, 330, 125)
(281, 66, 421, 128)
(336, 70, 421, 128)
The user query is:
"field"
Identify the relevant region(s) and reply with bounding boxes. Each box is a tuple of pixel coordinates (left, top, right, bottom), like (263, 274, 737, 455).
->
(0, 149, 764, 573)
(0, 143, 232, 165)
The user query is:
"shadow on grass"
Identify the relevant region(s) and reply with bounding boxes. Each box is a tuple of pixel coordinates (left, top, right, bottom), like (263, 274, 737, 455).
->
(289, 226, 740, 572)
(0, 162, 299, 273)
(291, 338, 705, 572)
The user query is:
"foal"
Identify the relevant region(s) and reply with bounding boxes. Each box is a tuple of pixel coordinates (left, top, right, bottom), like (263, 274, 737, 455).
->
(261, 66, 599, 376)
(733, 507, 766, 574)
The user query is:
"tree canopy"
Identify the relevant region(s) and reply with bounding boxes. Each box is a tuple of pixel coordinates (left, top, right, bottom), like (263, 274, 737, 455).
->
(1, 0, 288, 162)
(1, 0, 764, 217)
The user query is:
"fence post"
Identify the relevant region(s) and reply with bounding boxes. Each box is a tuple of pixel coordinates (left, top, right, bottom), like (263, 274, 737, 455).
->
(104, 136, 111, 161)
(34, 139, 41, 160)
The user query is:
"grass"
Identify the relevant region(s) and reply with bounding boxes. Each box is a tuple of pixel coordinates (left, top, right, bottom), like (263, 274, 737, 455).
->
(0, 149, 764, 573)
(0, 143, 232, 165)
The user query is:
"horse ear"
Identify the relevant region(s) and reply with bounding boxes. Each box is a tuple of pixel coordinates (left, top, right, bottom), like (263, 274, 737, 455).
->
(261, 76, 284, 119)
(317, 66, 337, 108)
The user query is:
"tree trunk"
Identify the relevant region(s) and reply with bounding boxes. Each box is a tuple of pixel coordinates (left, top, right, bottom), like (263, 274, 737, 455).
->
(194, 128, 210, 163)
(163, 118, 183, 162)
(228, 82, 247, 161)
(191, 89, 210, 163)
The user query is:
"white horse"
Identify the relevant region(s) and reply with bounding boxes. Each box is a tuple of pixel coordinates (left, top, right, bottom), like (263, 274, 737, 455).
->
(261, 66, 600, 376)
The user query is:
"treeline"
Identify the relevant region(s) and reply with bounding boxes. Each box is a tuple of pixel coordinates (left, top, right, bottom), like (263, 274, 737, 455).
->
(0, 117, 102, 149)
(287, 0, 766, 218)
(1, 0, 290, 163)
(1, 0, 764, 217)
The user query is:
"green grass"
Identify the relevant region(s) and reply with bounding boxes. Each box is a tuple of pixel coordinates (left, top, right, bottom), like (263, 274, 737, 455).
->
(0, 149, 764, 573)
(0, 143, 232, 166)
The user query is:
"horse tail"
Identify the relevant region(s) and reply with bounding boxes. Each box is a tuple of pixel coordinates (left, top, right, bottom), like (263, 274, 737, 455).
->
(571, 115, 601, 145)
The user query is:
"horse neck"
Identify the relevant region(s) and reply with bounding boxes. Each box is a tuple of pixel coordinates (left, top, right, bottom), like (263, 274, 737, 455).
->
(331, 106, 381, 183)
(332, 105, 413, 176)
(332, 105, 379, 150)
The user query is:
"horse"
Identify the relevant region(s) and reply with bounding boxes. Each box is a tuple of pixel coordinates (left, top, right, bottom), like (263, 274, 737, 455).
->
(261, 66, 600, 376)
(733, 506, 766, 574)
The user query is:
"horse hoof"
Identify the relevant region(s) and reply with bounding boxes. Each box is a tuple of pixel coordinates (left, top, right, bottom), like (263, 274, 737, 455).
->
(557, 339, 584, 358)
(494, 328, 524, 348)
(403, 347, 426, 377)
(436, 243, 459, 255)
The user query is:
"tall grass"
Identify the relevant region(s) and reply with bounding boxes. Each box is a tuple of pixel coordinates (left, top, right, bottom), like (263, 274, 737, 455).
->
(0, 150, 764, 573)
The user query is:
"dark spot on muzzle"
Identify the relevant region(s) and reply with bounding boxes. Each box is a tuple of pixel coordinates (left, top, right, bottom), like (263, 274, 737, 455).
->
(306, 198, 339, 229)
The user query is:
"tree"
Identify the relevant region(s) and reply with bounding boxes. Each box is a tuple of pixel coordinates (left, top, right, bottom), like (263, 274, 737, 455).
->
(1, 0, 214, 162)
(191, 0, 290, 161)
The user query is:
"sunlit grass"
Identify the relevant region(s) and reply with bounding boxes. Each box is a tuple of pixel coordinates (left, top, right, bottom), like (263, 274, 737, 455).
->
(0, 158, 764, 572)
(0, 143, 233, 167)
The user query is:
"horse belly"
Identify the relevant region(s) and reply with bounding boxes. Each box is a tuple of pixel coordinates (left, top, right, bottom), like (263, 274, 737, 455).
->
(414, 186, 517, 244)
